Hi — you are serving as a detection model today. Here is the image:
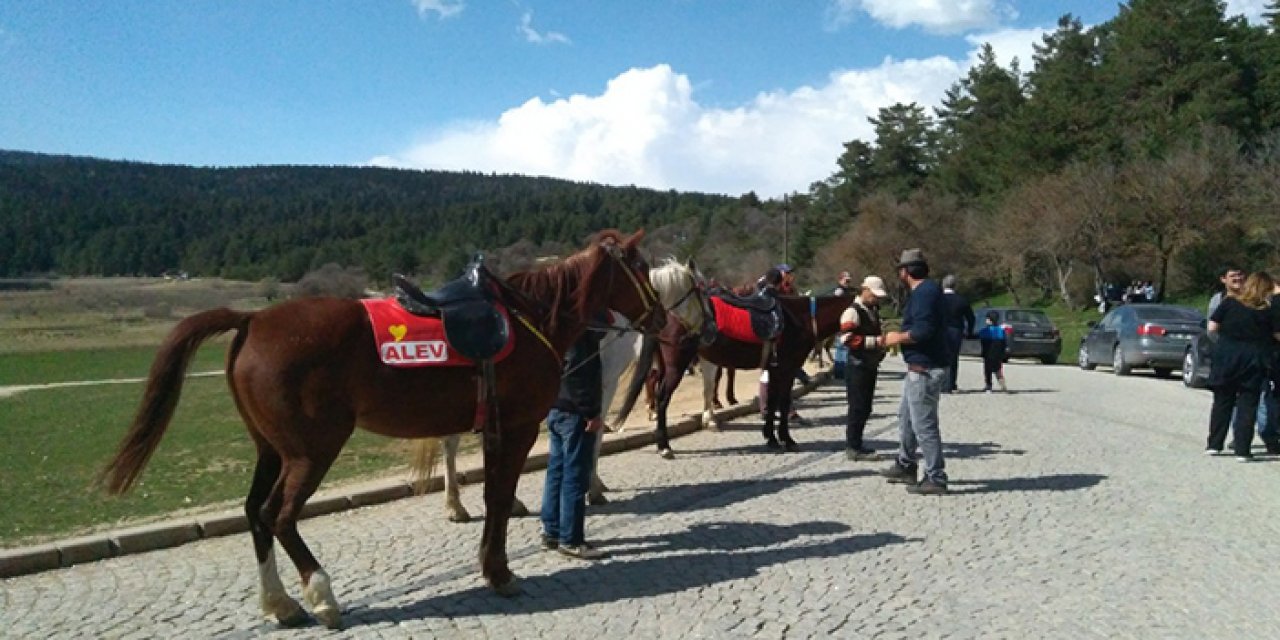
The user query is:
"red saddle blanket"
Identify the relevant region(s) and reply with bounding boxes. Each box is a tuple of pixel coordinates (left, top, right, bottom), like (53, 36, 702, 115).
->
(360, 297, 515, 367)
(710, 296, 763, 344)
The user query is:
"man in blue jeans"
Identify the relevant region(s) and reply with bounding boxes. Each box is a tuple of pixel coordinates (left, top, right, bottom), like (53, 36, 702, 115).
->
(881, 248, 951, 495)
(541, 327, 608, 560)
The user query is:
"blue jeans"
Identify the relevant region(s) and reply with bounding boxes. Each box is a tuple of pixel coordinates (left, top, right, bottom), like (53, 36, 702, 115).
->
(897, 367, 949, 484)
(1236, 385, 1277, 444)
(541, 409, 597, 546)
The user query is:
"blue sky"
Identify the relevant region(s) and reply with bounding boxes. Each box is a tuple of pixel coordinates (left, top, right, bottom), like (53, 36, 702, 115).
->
(0, 1, 1269, 196)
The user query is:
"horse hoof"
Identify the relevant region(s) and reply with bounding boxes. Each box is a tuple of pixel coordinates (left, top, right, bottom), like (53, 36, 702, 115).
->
(658, 448, 675, 460)
(447, 510, 471, 523)
(263, 594, 308, 628)
(491, 575, 522, 597)
(587, 492, 610, 506)
(312, 603, 343, 630)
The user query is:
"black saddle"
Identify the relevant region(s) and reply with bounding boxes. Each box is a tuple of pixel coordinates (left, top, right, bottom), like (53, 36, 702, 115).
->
(392, 255, 510, 361)
(717, 290, 778, 313)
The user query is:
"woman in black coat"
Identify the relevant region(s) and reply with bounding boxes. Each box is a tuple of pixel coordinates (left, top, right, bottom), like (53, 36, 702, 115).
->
(1205, 272, 1280, 460)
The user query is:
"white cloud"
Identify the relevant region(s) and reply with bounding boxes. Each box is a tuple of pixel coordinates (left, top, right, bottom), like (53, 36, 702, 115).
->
(1225, 0, 1269, 23)
(519, 11, 571, 45)
(827, 0, 1015, 34)
(965, 26, 1049, 71)
(413, 0, 464, 20)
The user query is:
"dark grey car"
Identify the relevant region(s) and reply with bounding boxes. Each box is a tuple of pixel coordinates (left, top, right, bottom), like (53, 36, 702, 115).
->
(961, 307, 1062, 364)
(1078, 304, 1204, 377)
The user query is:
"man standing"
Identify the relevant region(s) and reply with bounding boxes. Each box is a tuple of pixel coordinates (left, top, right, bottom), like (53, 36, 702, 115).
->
(833, 271, 855, 296)
(881, 249, 951, 495)
(840, 275, 888, 460)
(1208, 264, 1245, 317)
(941, 274, 975, 393)
(541, 327, 607, 560)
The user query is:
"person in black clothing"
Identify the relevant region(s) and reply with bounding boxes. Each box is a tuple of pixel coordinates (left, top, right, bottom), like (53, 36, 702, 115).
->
(839, 275, 889, 460)
(541, 324, 608, 559)
(1205, 272, 1280, 461)
(941, 274, 975, 393)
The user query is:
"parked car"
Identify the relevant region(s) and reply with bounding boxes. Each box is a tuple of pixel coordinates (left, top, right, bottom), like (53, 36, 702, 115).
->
(1077, 303, 1204, 377)
(1182, 326, 1212, 388)
(960, 308, 1063, 364)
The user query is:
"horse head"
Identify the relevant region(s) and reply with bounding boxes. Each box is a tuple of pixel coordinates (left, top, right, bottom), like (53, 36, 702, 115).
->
(592, 230, 667, 335)
(650, 256, 712, 335)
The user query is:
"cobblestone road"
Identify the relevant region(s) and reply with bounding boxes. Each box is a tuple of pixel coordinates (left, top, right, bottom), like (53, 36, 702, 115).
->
(4, 359, 1280, 639)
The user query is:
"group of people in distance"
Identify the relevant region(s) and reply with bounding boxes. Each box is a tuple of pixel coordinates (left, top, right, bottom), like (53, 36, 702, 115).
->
(1204, 265, 1280, 461)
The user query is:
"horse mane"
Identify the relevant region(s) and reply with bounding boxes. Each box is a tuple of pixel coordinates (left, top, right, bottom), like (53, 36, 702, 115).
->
(649, 258, 693, 309)
(505, 230, 622, 335)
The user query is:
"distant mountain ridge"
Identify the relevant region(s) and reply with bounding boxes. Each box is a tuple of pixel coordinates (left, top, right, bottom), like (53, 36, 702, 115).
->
(0, 150, 735, 281)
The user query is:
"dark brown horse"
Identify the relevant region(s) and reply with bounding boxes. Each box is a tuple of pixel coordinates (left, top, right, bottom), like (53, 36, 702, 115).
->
(620, 291, 848, 455)
(100, 230, 665, 629)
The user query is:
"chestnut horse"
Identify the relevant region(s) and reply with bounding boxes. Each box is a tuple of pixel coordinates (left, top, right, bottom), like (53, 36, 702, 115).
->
(100, 230, 664, 629)
(619, 292, 848, 455)
(433, 257, 709, 520)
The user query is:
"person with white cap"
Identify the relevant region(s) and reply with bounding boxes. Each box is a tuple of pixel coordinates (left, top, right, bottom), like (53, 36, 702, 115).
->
(839, 275, 889, 460)
(880, 248, 951, 495)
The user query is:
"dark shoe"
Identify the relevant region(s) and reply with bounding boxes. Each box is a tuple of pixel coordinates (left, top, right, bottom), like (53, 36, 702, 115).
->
(845, 446, 876, 461)
(782, 439, 799, 452)
(540, 534, 559, 550)
(880, 462, 918, 484)
(557, 542, 608, 560)
(906, 479, 949, 495)
(1265, 443, 1280, 456)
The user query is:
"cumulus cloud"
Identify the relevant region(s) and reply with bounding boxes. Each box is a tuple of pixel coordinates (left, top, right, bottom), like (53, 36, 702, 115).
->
(370, 58, 966, 196)
(413, 0, 464, 20)
(827, 0, 1014, 34)
(519, 11, 571, 45)
(965, 26, 1049, 70)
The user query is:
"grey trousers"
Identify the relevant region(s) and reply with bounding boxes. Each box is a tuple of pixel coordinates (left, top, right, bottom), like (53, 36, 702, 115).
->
(896, 366, 949, 483)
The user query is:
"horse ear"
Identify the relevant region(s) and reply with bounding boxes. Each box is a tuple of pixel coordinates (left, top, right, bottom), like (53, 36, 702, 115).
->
(626, 229, 646, 248)
(688, 257, 699, 274)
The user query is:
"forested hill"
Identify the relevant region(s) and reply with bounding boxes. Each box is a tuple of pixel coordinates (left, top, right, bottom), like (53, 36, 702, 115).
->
(0, 150, 737, 281)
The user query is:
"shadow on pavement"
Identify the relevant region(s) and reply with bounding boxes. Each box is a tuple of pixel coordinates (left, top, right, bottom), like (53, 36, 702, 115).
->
(603, 469, 873, 515)
(947, 473, 1107, 495)
(943, 440, 1028, 459)
(355, 527, 916, 622)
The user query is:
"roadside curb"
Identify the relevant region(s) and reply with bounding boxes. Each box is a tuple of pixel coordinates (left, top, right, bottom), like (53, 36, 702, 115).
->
(0, 371, 830, 579)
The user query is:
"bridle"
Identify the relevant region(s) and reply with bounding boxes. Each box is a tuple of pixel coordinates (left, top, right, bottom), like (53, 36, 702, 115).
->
(604, 243, 663, 333)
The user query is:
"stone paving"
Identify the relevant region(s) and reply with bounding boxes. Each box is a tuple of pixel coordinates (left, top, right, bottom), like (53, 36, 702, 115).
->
(4, 359, 1280, 638)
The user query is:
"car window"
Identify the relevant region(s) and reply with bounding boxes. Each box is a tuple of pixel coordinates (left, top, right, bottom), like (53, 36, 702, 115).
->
(1005, 310, 1052, 326)
(1102, 309, 1125, 329)
(1133, 306, 1204, 322)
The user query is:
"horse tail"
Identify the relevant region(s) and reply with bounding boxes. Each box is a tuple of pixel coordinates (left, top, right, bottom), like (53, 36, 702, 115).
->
(100, 308, 250, 495)
(408, 438, 442, 496)
(614, 333, 658, 427)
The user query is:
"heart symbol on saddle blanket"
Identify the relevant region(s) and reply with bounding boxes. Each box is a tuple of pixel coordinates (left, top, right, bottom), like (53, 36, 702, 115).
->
(388, 324, 408, 342)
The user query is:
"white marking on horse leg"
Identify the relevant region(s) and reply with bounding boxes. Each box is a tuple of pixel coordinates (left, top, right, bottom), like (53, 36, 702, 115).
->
(443, 435, 470, 522)
(258, 549, 306, 626)
(303, 569, 342, 629)
(700, 361, 722, 430)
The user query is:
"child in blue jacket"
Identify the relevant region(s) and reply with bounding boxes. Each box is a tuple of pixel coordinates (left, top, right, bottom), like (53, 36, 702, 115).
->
(976, 311, 1008, 393)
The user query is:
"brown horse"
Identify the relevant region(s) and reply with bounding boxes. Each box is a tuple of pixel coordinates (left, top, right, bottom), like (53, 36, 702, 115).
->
(620, 292, 848, 455)
(100, 230, 665, 629)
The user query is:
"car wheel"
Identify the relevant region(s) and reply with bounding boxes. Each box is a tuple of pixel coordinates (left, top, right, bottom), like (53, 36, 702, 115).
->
(1154, 367, 1173, 378)
(1182, 348, 1202, 388)
(1112, 345, 1131, 376)
(1041, 353, 1059, 365)
(1077, 343, 1095, 370)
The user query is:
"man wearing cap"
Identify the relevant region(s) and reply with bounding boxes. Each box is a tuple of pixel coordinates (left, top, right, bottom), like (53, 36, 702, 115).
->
(839, 275, 888, 460)
(880, 249, 950, 495)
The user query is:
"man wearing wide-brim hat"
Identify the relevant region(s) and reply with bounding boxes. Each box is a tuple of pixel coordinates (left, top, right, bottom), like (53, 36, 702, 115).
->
(838, 275, 889, 461)
(880, 248, 951, 495)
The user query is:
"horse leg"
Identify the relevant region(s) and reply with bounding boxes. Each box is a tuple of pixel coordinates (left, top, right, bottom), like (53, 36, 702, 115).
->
(442, 434, 471, 522)
(479, 421, 539, 596)
(644, 367, 660, 422)
(700, 361, 722, 430)
(588, 433, 609, 505)
(263, 442, 347, 629)
(776, 369, 799, 452)
(725, 367, 739, 406)
(245, 445, 307, 626)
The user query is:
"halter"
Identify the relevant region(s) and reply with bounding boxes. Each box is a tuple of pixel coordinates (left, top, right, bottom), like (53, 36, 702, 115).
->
(666, 270, 707, 333)
(605, 245, 662, 332)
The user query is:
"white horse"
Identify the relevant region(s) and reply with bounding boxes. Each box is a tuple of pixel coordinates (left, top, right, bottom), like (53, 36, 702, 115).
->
(436, 257, 707, 521)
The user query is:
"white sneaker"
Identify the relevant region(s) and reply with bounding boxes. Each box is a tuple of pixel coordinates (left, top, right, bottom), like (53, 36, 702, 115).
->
(998, 379, 1007, 392)
(1203, 448, 1222, 456)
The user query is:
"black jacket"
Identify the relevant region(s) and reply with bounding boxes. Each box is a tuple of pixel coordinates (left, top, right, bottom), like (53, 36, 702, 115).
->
(554, 329, 603, 418)
(943, 290, 975, 336)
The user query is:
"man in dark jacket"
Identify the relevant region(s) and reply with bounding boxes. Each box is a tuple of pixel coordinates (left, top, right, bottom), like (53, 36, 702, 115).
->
(839, 275, 888, 460)
(541, 326, 607, 559)
(881, 249, 950, 495)
(941, 274, 975, 393)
